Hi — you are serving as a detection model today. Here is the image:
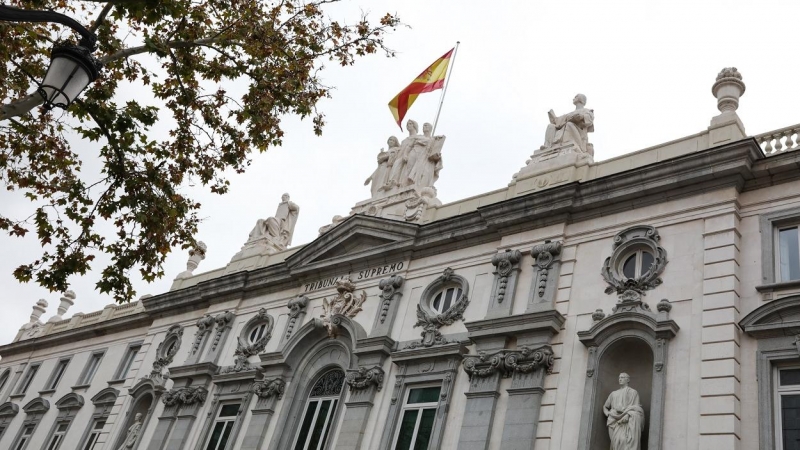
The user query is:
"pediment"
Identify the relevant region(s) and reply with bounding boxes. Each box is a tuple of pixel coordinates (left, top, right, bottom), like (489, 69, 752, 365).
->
(91, 387, 119, 406)
(22, 397, 49, 414)
(740, 295, 800, 338)
(55, 393, 84, 410)
(287, 215, 418, 271)
(0, 401, 19, 417)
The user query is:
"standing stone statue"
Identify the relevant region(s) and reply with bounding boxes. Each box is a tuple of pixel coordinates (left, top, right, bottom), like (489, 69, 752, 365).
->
(384, 119, 419, 190)
(542, 93, 594, 155)
(364, 136, 399, 197)
(406, 122, 445, 189)
(117, 413, 143, 450)
(603, 372, 645, 450)
(247, 193, 299, 249)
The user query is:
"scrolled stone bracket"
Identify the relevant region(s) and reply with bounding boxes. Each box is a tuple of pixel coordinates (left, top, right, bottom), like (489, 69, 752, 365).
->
(284, 295, 308, 341)
(379, 275, 404, 323)
(491, 249, 522, 304)
(252, 378, 285, 400)
(161, 386, 208, 407)
(531, 241, 562, 298)
(462, 346, 555, 380)
(345, 366, 385, 392)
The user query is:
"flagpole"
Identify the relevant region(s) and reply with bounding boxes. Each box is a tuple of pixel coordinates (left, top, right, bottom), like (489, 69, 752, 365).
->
(432, 41, 460, 135)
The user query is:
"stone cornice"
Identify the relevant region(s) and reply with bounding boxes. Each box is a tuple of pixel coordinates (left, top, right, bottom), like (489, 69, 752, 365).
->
(168, 362, 219, 380)
(0, 311, 151, 357)
(464, 310, 565, 340)
(390, 341, 468, 363)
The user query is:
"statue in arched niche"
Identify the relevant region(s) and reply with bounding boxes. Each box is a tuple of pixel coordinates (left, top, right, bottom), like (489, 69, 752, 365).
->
(117, 413, 143, 450)
(603, 372, 645, 450)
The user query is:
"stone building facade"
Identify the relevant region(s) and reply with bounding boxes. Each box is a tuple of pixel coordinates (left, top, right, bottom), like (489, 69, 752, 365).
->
(0, 69, 798, 450)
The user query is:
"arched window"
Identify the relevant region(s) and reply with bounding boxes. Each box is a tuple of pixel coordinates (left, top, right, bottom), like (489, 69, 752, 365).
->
(292, 369, 345, 450)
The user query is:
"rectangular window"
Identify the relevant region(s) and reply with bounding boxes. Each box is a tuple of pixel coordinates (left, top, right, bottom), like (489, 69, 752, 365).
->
(46, 359, 71, 390)
(779, 226, 800, 282)
(392, 386, 441, 450)
(204, 403, 240, 450)
(78, 352, 104, 385)
(81, 419, 105, 450)
(776, 367, 800, 450)
(114, 344, 141, 380)
(45, 422, 69, 450)
(15, 424, 35, 450)
(16, 364, 40, 395)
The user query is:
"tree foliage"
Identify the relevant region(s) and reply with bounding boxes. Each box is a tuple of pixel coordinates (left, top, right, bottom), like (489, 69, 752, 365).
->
(0, 0, 400, 301)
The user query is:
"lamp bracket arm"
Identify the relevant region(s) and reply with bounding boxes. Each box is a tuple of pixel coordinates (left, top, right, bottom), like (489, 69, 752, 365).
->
(0, 5, 97, 50)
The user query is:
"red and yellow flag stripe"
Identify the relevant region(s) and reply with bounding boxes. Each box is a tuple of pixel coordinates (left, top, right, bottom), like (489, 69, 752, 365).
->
(388, 48, 454, 129)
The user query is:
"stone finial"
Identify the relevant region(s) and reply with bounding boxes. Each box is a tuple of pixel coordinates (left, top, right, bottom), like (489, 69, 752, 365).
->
(712, 67, 745, 114)
(47, 291, 76, 323)
(176, 241, 207, 279)
(24, 299, 48, 328)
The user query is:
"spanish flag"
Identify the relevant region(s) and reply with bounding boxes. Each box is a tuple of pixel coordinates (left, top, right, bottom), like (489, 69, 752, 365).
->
(388, 48, 454, 129)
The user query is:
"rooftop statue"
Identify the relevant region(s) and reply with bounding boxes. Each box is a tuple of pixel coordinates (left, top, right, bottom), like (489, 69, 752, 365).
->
(381, 119, 446, 194)
(241, 193, 299, 254)
(603, 372, 645, 450)
(364, 136, 399, 197)
(542, 93, 594, 155)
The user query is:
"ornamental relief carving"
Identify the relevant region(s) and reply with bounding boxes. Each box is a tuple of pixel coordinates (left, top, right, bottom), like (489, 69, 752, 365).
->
(378, 275, 404, 324)
(285, 295, 308, 340)
(601, 225, 668, 299)
(161, 386, 208, 407)
(345, 366, 385, 391)
(531, 240, 562, 298)
(491, 250, 521, 303)
(190, 315, 215, 355)
(252, 378, 286, 400)
(220, 309, 273, 374)
(405, 267, 470, 349)
(462, 346, 555, 379)
(318, 277, 367, 339)
(147, 324, 183, 384)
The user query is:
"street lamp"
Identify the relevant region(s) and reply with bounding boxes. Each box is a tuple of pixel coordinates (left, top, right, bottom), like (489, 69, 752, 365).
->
(0, 5, 103, 110)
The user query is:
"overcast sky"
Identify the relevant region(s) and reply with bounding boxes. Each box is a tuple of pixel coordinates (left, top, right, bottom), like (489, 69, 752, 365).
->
(1, 0, 798, 345)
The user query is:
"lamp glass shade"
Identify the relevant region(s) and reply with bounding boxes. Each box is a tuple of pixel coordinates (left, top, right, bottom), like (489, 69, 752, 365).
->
(38, 43, 100, 110)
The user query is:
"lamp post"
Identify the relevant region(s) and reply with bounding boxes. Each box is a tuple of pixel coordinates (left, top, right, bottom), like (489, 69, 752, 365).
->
(0, 4, 103, 110)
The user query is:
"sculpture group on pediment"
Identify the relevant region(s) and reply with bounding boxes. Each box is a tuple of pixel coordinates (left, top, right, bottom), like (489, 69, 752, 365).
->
(365, 119, 446, 199)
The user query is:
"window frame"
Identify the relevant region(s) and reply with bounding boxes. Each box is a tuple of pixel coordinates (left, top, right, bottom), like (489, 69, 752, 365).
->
(202, 401, 242, 450)
(44, 357, 72, 392)
(759, 207, 800, 289)
(0, 369, 11, 398)
(15, 363, 40, 396)
(390, 383, 442, 450)
(76, 351, 105, 387)
(775, 225, 800, 283)
(12, 423, 36, 450)
(619, 248, 655, 280)
(774, 365, 800, 450)
(44, 420, 70, 450)
(79, 418, 106, 450)
(290, 368, 346, 450)
(112, 342, 142, 382)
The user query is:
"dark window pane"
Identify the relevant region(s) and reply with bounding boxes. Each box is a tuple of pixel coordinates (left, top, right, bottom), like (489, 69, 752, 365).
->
(408, 387, 441, 404)
(640, 251, 654, 275)
(781, 369, 800, 386)
(308, 399, 333, 448)
(443, 288, 454, 312)
(206, 422, 226, 450)
(94, 420, 105, 430)
(783, 394, 800, 450)
(780, 228, 800, 281)
(413, 408, 437, 450)
(394, 409, 419, 450)
(220, 404, 239, 417)
(320, 399, 338, 450)
(432, 293, 442, 311)
(294, 401, 319, 450)
(622, 255, 637, 279)
(216, 422, 235, 450)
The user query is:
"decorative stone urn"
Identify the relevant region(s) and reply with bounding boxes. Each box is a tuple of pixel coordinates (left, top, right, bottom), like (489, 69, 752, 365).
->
(711, 67, 745, 114)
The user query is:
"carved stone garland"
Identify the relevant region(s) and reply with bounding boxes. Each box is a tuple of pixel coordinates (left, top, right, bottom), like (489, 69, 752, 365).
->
(462, 346, 555, 379)
(190, 314, 215, 355)
(345, 366, 385, 391)
(220, 309, 273, 374)
(531, 241, 562, 298)
(252, 378, 286, 400)
(406, 267, 470, 349)
(601, 225, 668, 299)
(161, 386, 208, 407)
(491, 250, 521, 303)
(318, 277, 367, 339)
(285, 296, 308, 340)
(211, 311, 235, 351)
(379, 275, 404, 323)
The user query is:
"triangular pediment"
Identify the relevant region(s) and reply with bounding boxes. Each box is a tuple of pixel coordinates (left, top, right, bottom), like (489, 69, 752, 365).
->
(287, 215, 419, 271)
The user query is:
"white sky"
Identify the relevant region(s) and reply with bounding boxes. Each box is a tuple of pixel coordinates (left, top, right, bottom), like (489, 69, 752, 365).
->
(1, 0, 798, 345)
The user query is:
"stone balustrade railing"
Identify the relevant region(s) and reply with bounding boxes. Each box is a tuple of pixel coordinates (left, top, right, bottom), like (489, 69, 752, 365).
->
(756, 124, 800, 155)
